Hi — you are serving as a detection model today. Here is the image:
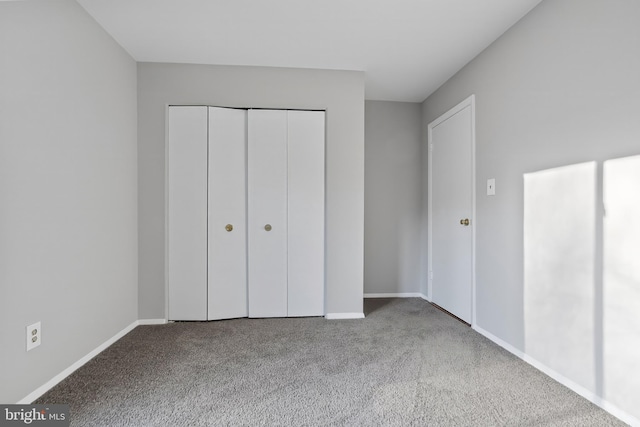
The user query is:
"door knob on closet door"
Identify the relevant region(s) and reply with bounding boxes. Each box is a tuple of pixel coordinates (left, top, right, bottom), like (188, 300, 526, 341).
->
(460, 219, 470, 226)
(225, 224, 233, 232)
(264, 224, 272, 231)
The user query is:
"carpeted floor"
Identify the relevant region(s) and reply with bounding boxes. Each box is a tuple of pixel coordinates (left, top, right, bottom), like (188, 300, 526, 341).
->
(36, 298, 626, 426)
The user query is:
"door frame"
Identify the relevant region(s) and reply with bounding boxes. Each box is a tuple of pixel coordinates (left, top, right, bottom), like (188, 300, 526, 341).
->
(427, 94, 476, 326)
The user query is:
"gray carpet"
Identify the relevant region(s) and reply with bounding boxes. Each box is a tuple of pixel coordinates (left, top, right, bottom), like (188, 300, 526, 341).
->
(36, 298, 625, 426)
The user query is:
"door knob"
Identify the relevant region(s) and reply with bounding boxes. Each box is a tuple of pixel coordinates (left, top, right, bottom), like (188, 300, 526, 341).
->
(460, 219, 470, 226)
(225, 224, 233, 232)
(264, 224, 272, 231)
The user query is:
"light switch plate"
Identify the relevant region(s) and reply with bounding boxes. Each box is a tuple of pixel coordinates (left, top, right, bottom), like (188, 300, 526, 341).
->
(487, 178, 496, 196)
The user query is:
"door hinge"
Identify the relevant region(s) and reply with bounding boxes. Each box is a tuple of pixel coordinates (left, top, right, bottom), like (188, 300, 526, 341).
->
(429, 143, 434, 152)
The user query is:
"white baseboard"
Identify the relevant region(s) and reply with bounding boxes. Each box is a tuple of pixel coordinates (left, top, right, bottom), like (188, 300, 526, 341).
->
(364, 292, 424, 298)
(325, 313, 365, 320)
(18, 320, 139, 404)
(473, 325, 640, 427)
(138, 318, 167, 325)
(364, 292, 430, 301)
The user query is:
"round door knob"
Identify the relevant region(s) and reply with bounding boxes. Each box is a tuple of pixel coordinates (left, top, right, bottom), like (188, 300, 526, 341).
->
(225, 224, 233, 232)
(264, 224, 272, 231)
(460, 219, 470, 226)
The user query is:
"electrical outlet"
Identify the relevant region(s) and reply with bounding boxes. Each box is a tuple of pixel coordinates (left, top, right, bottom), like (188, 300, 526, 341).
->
(26, 322, 41, 351)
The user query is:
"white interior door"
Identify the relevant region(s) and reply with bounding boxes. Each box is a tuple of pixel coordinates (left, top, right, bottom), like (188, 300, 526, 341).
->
(429, 96, 474, 324)
(208, 107, 248, 320)
(287, 110, 325, 316)
(167, 106, 208, 320)
(247, 110, 288, 317)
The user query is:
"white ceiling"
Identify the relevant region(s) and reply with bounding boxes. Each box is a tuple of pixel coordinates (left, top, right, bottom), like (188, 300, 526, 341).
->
(78, 0, 543, 102)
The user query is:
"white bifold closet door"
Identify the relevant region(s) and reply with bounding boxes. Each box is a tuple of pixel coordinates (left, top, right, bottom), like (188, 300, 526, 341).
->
(167, 106, 208, 320)
(247, 110, 289, 317)
(208, 107, 248, 320)
(248, 109, 325, 318)
(286, 110, 325, 317)
(168, 106, 324, 321)
(168, 106, 247, 321)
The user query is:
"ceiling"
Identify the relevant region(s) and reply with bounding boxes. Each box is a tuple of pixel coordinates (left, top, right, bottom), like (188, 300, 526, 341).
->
(77, 0, 543, 102)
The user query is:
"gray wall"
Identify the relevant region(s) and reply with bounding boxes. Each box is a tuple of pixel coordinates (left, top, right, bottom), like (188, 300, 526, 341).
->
(422, 0, 640, 420)
(137, 63, 365, 318)
(0, 1, 138, 403)
(364, 101, 423, 295)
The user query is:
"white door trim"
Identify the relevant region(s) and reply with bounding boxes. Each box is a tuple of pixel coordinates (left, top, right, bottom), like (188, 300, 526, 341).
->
(427, 94, 476, 326)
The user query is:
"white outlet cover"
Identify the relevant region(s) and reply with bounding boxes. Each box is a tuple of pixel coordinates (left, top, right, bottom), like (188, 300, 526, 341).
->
(26, 321, 41, 351)
(487, 178, 496, 196)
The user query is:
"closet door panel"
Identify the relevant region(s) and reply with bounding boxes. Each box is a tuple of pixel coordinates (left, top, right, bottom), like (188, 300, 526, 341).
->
(247, 110, 288, 317)
(167, 106, 208, 321)
(208, 107, 248, 320)
(287, 111, 325, 316)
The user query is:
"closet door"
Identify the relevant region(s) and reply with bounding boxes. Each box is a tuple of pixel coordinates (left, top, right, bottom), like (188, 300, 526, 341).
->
(167, 106, 208, 320)
(287, 111, 325, 316)
(208, 107, 248, 320)
(247, 110, 288, 317)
